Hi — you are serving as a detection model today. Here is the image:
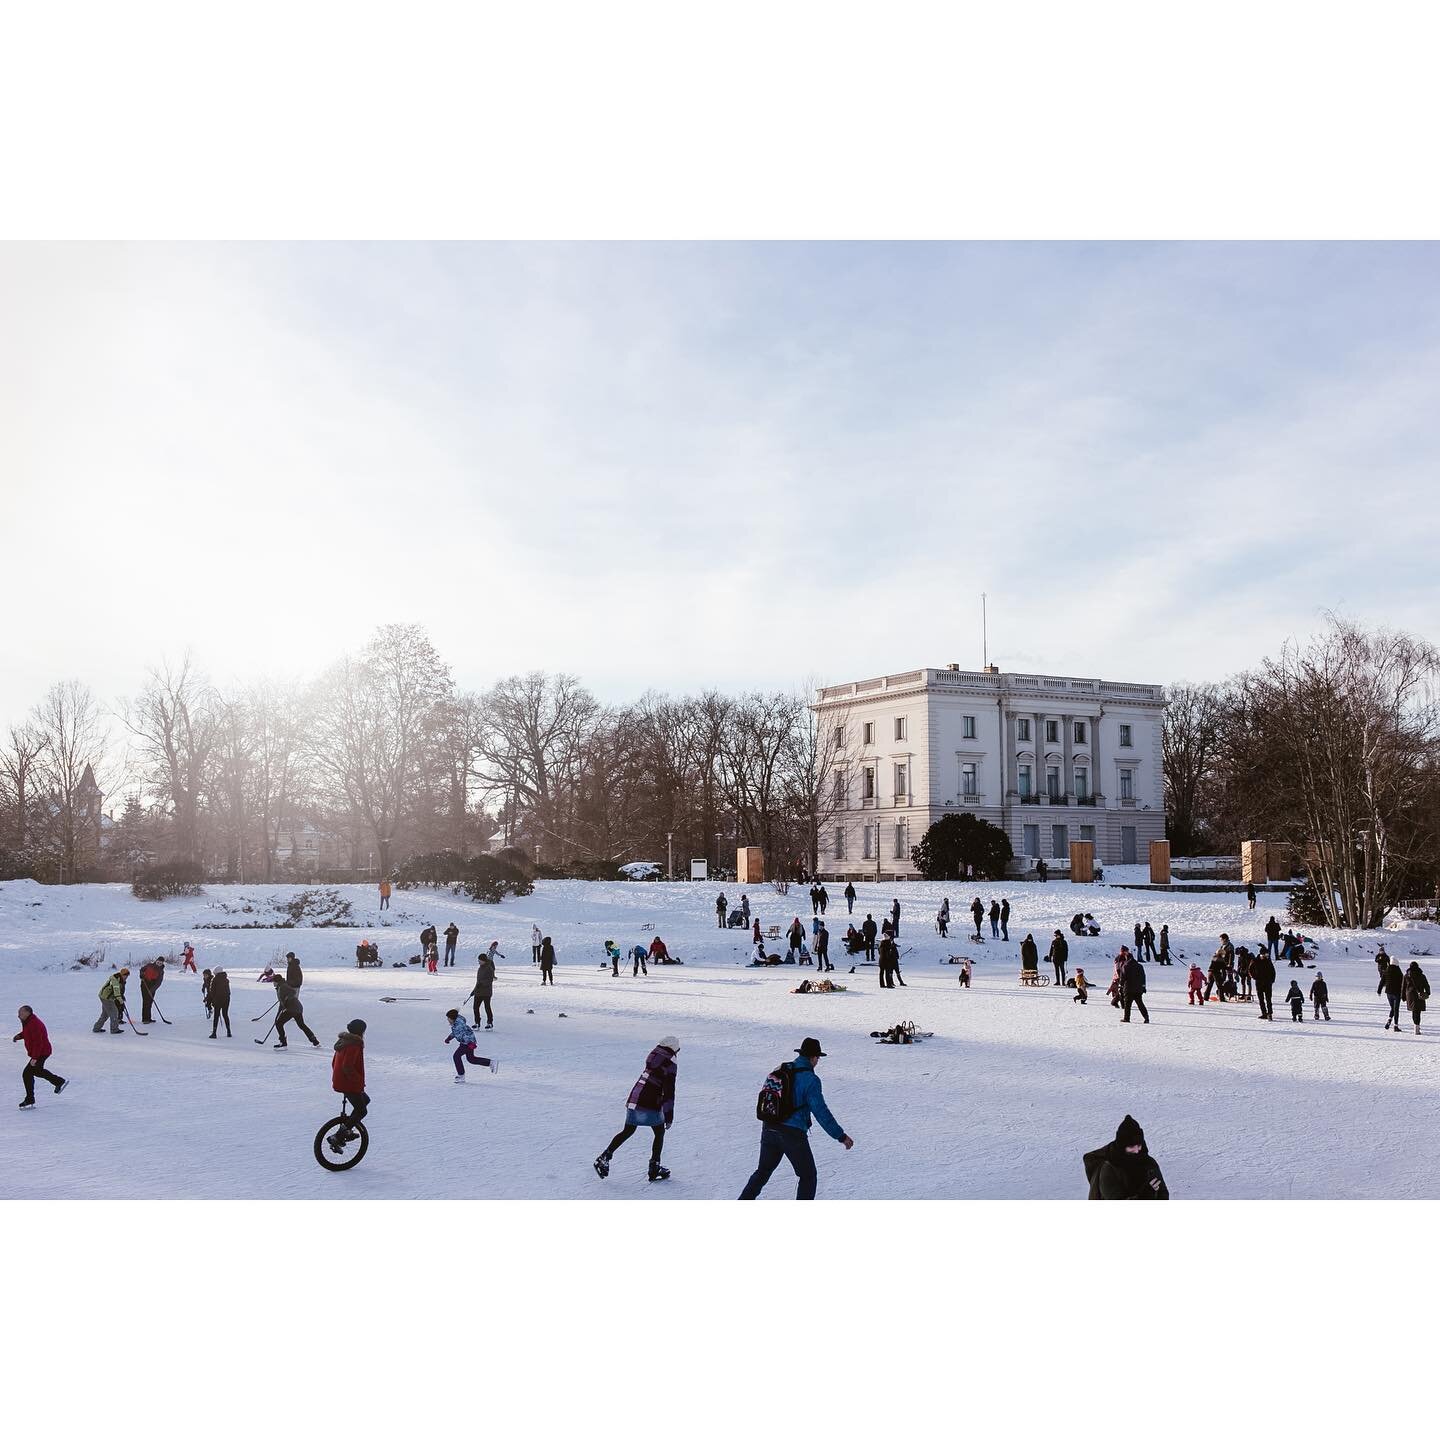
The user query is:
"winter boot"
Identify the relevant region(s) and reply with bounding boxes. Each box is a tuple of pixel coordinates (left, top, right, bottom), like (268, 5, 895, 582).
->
(648, 1162, 671, 1183)
(593, 1153, 611, 1179)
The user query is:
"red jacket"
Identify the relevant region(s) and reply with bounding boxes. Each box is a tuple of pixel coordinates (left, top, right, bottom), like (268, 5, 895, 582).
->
(331, 1035, 365, 1093)
(19, 1013, 51, 1061)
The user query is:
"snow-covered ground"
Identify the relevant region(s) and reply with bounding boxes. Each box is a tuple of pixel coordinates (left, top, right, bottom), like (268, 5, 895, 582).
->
(2, 876, 1436, 1199)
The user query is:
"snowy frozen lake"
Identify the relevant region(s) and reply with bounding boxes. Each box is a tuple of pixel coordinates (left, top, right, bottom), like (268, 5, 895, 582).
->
(2, 876, 1435, 1199)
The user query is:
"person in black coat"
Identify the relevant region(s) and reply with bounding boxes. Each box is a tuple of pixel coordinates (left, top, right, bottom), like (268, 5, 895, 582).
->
(1047, 930, 1069, 986)
(1120, 953, 1149, 1023)
(1133, 921, 1144, 958)
(861, 914, 878, 962)
(443, 923, 460, 967)
(207, 968, 232, 1038)
(973, 898, 986, 938)
(1401, 961, 1429, 1034)
(988, 900, 1001, 938)
(999, 898, 1010, 941)
(816, 922, 832, 972)
(877, 935, 899, 989)
(271, 976, 318, 1047)
(1157, 924, 1171, 965)
(285, 951, 303, 990)
(1378, 959, 1405, 1030)
(890, 898, 901, 938)
(1264, 915, 1282, 963)
(1020, 934, 1039, 975)
(1250, 947, 1277, 1020)
(1141, 921, 1157, 962)
(1084, 1114, 1169, 1199)
(1309, 971, 1330, 1021)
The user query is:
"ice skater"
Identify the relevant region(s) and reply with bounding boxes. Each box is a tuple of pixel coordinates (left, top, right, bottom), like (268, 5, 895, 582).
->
(1310, 971, 1330, 1021)
(444, 1010, 498, 1081)
(14, 1006, 67, 1109)
(208, 968, 232, 1037)
(594, 1036, 679, 1183)
(738, 1037, 854, 1201)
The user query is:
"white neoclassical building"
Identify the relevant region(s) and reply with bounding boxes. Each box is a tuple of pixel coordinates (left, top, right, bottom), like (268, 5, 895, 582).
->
(812, 665, 1167, 880)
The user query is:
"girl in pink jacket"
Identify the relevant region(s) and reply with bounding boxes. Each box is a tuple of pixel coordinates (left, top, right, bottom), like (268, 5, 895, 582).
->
(1188, 964, 1206, 1005)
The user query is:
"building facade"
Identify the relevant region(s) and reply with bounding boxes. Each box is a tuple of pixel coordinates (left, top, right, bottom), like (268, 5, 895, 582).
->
(812, 665, 1167, 879)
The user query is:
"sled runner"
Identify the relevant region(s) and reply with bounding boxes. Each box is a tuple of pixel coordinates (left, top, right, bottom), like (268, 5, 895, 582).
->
(1019, 971, 1052, 987)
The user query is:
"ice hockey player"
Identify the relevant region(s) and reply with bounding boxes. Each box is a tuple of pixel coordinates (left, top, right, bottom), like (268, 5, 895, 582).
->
(14, 1005, 67, 1109)
(593, 1036, 679, 1183)
(271, 973, 319, 1048)
(738, 1036, 854, 1201)
(201, 968, 213, 1017)
(93, 969, 130, 1033)
(444, 1010, 498, 1081)
(1084, 1115, 1169, 1200)
(208, 968, 232, 1038)
(469, 950, 496, 1028)
(181, 941, 197, 974)
(139, 955, 166, 1024)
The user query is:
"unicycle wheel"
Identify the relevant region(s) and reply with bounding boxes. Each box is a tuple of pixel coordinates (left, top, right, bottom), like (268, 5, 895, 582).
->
(314, 1115, 369, 1171)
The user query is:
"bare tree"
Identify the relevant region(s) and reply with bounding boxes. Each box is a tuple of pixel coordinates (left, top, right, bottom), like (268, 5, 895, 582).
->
(247, 679, 307, 882)
(785, 684, 856, 876)
(719, 691, 799, 863)
(474, 672, 599, 864)
(121, 655, 218, 865)
(1161, 681, 1225, 855)
(1220, 618, 1440, 927)
(31, 680, 110, 881)
(0, 722, 47, 852)
(308, 624, 452, 875)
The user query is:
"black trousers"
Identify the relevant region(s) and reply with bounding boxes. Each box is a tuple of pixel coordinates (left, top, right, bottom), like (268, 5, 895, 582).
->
(739, 1125, 818, 1200)
(541, 964, 555, 985)
(210, 1003, 231, 1036)
(141, 982, 157, 1022)
(879, 968, 894, 988)
(605, 1122, 664, 1165)
(472, 994, 493, 1026)
(23, 1057, 64, 1101)
(343, 1090, 369, 1125)
(1256, 984, 1273, 1019)
(276, 1010, 318, 1045)
(864, 940, 875, 960)
(1053, 960, 1066, 985)
(1122, 992, 1149, 1021)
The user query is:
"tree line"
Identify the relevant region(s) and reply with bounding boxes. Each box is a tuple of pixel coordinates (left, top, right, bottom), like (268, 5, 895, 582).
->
(0, 625, 851, 885)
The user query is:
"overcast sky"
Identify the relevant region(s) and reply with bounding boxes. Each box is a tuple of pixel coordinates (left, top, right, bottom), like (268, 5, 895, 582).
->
(3, 241, 1438, 727)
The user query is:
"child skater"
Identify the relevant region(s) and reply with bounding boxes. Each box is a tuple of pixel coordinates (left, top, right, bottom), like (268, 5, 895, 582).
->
(444, 1009, 499, 1081)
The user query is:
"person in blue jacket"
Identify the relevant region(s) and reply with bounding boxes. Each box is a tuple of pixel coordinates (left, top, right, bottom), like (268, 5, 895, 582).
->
(738, 1037, 854, 1201)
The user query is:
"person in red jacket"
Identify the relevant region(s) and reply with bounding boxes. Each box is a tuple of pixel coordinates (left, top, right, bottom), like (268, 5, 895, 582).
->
(331, 1019, 368, 1135)
(14, 1006, 68, 1109)
(1188, 964, 1206, 1005)
(648, 935, 672, 965)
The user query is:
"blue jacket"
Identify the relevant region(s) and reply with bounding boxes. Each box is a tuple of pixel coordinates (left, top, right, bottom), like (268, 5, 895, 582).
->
(784, 1056, 845, 1141)
(449, 1016, 477, 1046)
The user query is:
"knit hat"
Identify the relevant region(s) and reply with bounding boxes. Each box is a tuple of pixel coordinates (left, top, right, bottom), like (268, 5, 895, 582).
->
(346, 1018, 366, 1035)
(1115, 1114, 1146, 1151)
(658, 1035, 680, 1052)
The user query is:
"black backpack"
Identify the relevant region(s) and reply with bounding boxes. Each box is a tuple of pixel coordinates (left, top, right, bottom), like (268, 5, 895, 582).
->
(756, 1061, 799, 1125)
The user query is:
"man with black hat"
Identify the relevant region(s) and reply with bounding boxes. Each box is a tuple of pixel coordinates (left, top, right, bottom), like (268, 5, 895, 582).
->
(738, 1037, 854, 1201)
(1083, 1115, 1169, 1199)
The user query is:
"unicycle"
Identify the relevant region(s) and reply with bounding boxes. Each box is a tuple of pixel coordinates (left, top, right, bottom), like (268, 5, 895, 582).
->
(314, 1097, 369, 1172)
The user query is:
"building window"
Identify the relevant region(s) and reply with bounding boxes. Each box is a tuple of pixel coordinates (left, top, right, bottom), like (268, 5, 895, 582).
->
(1045, 720, 1059, 744)
(961, 763, 977, 796)
(863, 766, 875, 801)
(1051, 823, 1068, 859)
(1046, 765, 1060, 800)
(863, 721, 875, 746)
(894, 716, 906, 741)
(833, 724, 844, 748)
(1073, 721, 1087, 744)
(834, 827, 846, 860)
(1119, 723, 1133, 747)
(832, 771, 845, 806)
(962, 715, 976, 739)
(1017, 718, 1031, 741)
(1023, 824, 1040, 858)
(1120, 769, 1134, 800)
(1018, 764, 1032, 798)
(1080, 824, 1095, 843)
(862, 824, 874, 860)
(894, 763, 907, 798)
(1074, 766, 1088, 799)
(893, 822, 907, 860)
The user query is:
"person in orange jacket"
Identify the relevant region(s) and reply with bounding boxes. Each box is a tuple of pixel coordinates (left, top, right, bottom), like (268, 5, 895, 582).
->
(378, 879, 391, 911)
(331, 1019, 368, 1134)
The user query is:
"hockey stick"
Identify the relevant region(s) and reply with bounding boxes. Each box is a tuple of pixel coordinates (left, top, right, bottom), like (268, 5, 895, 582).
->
(251, 1000, 278, 1022)
(254, 1017, 279, 1045)
(122, 1008, 148, 1036)
(152, 998, 172, 1025)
